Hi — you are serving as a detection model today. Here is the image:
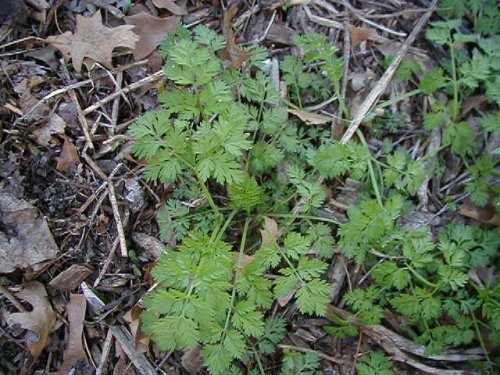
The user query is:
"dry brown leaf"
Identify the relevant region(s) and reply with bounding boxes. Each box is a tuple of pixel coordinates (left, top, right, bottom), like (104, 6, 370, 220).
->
(57, 137, 80, 173)
(0, 191, 59, 273)
(14, 76, 50, 122)
(459, 198, 500, 226)
(6, 282, 56, 362)
(181, 347, 203, 374)
(151, 0, 187, 15)
(288, 108, 331, 125)
(220, 2, 254, 69)
(32, 114, 66, 146)
(124, 12, 179, 60)
(348, 25, 377, 49)
(131, 232, 167, 260)
(52, 294, 87, 375)
(259, 217, 282, 246)
(45, 11, 139, 72)
(123, 305, 149, 352)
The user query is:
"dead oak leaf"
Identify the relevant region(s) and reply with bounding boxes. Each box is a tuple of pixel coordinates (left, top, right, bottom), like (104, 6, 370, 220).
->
(124, 12, 180, 60)
(45, 11, 139, 72)
(6, 282, 57, 363)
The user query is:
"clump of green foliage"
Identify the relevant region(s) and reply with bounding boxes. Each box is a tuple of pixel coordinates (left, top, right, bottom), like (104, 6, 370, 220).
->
(420, 15, 500, 208)
(130, 26, 343, 374)
(131, 15, 499, 373)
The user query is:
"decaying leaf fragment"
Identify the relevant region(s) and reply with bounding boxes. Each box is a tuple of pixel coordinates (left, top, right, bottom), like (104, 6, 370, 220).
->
(124, 12, 179, 60)
(6, 282, 57, 363)
(0, 191, 59, 273)
(348, 25, 378, 49)
(56, 136, 80, 173)
(45, 11, 139, 72)
(151, 0, 187, 15)
(288, 108, 332, 125)
(260, 217, 282, 246)
(220, 2, 255, 68)
(123, 304, 149, 352)
(52, 294, 88, 375)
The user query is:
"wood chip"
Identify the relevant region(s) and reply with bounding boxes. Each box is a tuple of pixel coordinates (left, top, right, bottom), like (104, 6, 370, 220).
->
(49, 265, 93, 291)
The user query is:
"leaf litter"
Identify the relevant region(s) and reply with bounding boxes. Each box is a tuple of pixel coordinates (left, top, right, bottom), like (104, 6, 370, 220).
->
(0, 191, 59, 274)
(1, 0, 499, 374)
(5, 282, 57, 364)
(46, 11, 139, 71)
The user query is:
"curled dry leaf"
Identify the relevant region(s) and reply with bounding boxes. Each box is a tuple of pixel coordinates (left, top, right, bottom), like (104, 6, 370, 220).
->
(348, 25, 378, 49)
(45, 11, 139, 72)
(0, 191, 59, 273)
(459, 198, 500, 226)
(220, 2, 255, 68)
(151, 0, 187, 15)
(124, 12, 180, 60)
(6, 282, 57, 362)
(260, 217, 282, 246)
(123, 305, 149, 352)
(52, 294, 87, 375)
(57, 136, 80, 173)
(181, 347, 204, 374)
(32, 114, 67, 146)
(288, 108, 331, 125)
(14, 76, 50, 122)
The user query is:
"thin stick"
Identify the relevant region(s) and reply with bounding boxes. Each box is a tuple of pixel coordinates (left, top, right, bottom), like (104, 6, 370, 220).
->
(82, 153, 108, 181)
(95, 329, 114, 375)
(61, 62, 94, 150)
(83, 71, 165, 115)
(78, 181, 108, 214)
(342, 0, 407, 37)
(110, 71, 123, 134)
(93, 238, 119, 288)
(19, 59, 149, 122)
(340, 0, 438, 144)
(0, 285, 26, 312)
(107, 163, 128, 257)
(278, 344, 351, 366)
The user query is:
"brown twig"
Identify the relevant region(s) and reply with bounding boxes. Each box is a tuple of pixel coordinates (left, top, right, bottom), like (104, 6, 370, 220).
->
(61, 61, 94, 150)
(83, 70, 165, 115)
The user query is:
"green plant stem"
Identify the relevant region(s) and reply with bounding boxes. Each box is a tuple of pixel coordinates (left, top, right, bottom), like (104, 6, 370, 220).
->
(294, 83, 303, 108)
(197, 173, 222, 217)
(173, 152, 222, 218)
(356, 129, 383, 206)
(376, 89, 421, 109)
(333, 81, 349, 120)
(252, 347, 267, 375)
(449, 37, 460, 119)
(215, 209, 238, 243)
(406, 264, 437, 288)
(223, 217, 251, 332)
(260, 213, 341, 225)
(466, 303, 493, 366)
